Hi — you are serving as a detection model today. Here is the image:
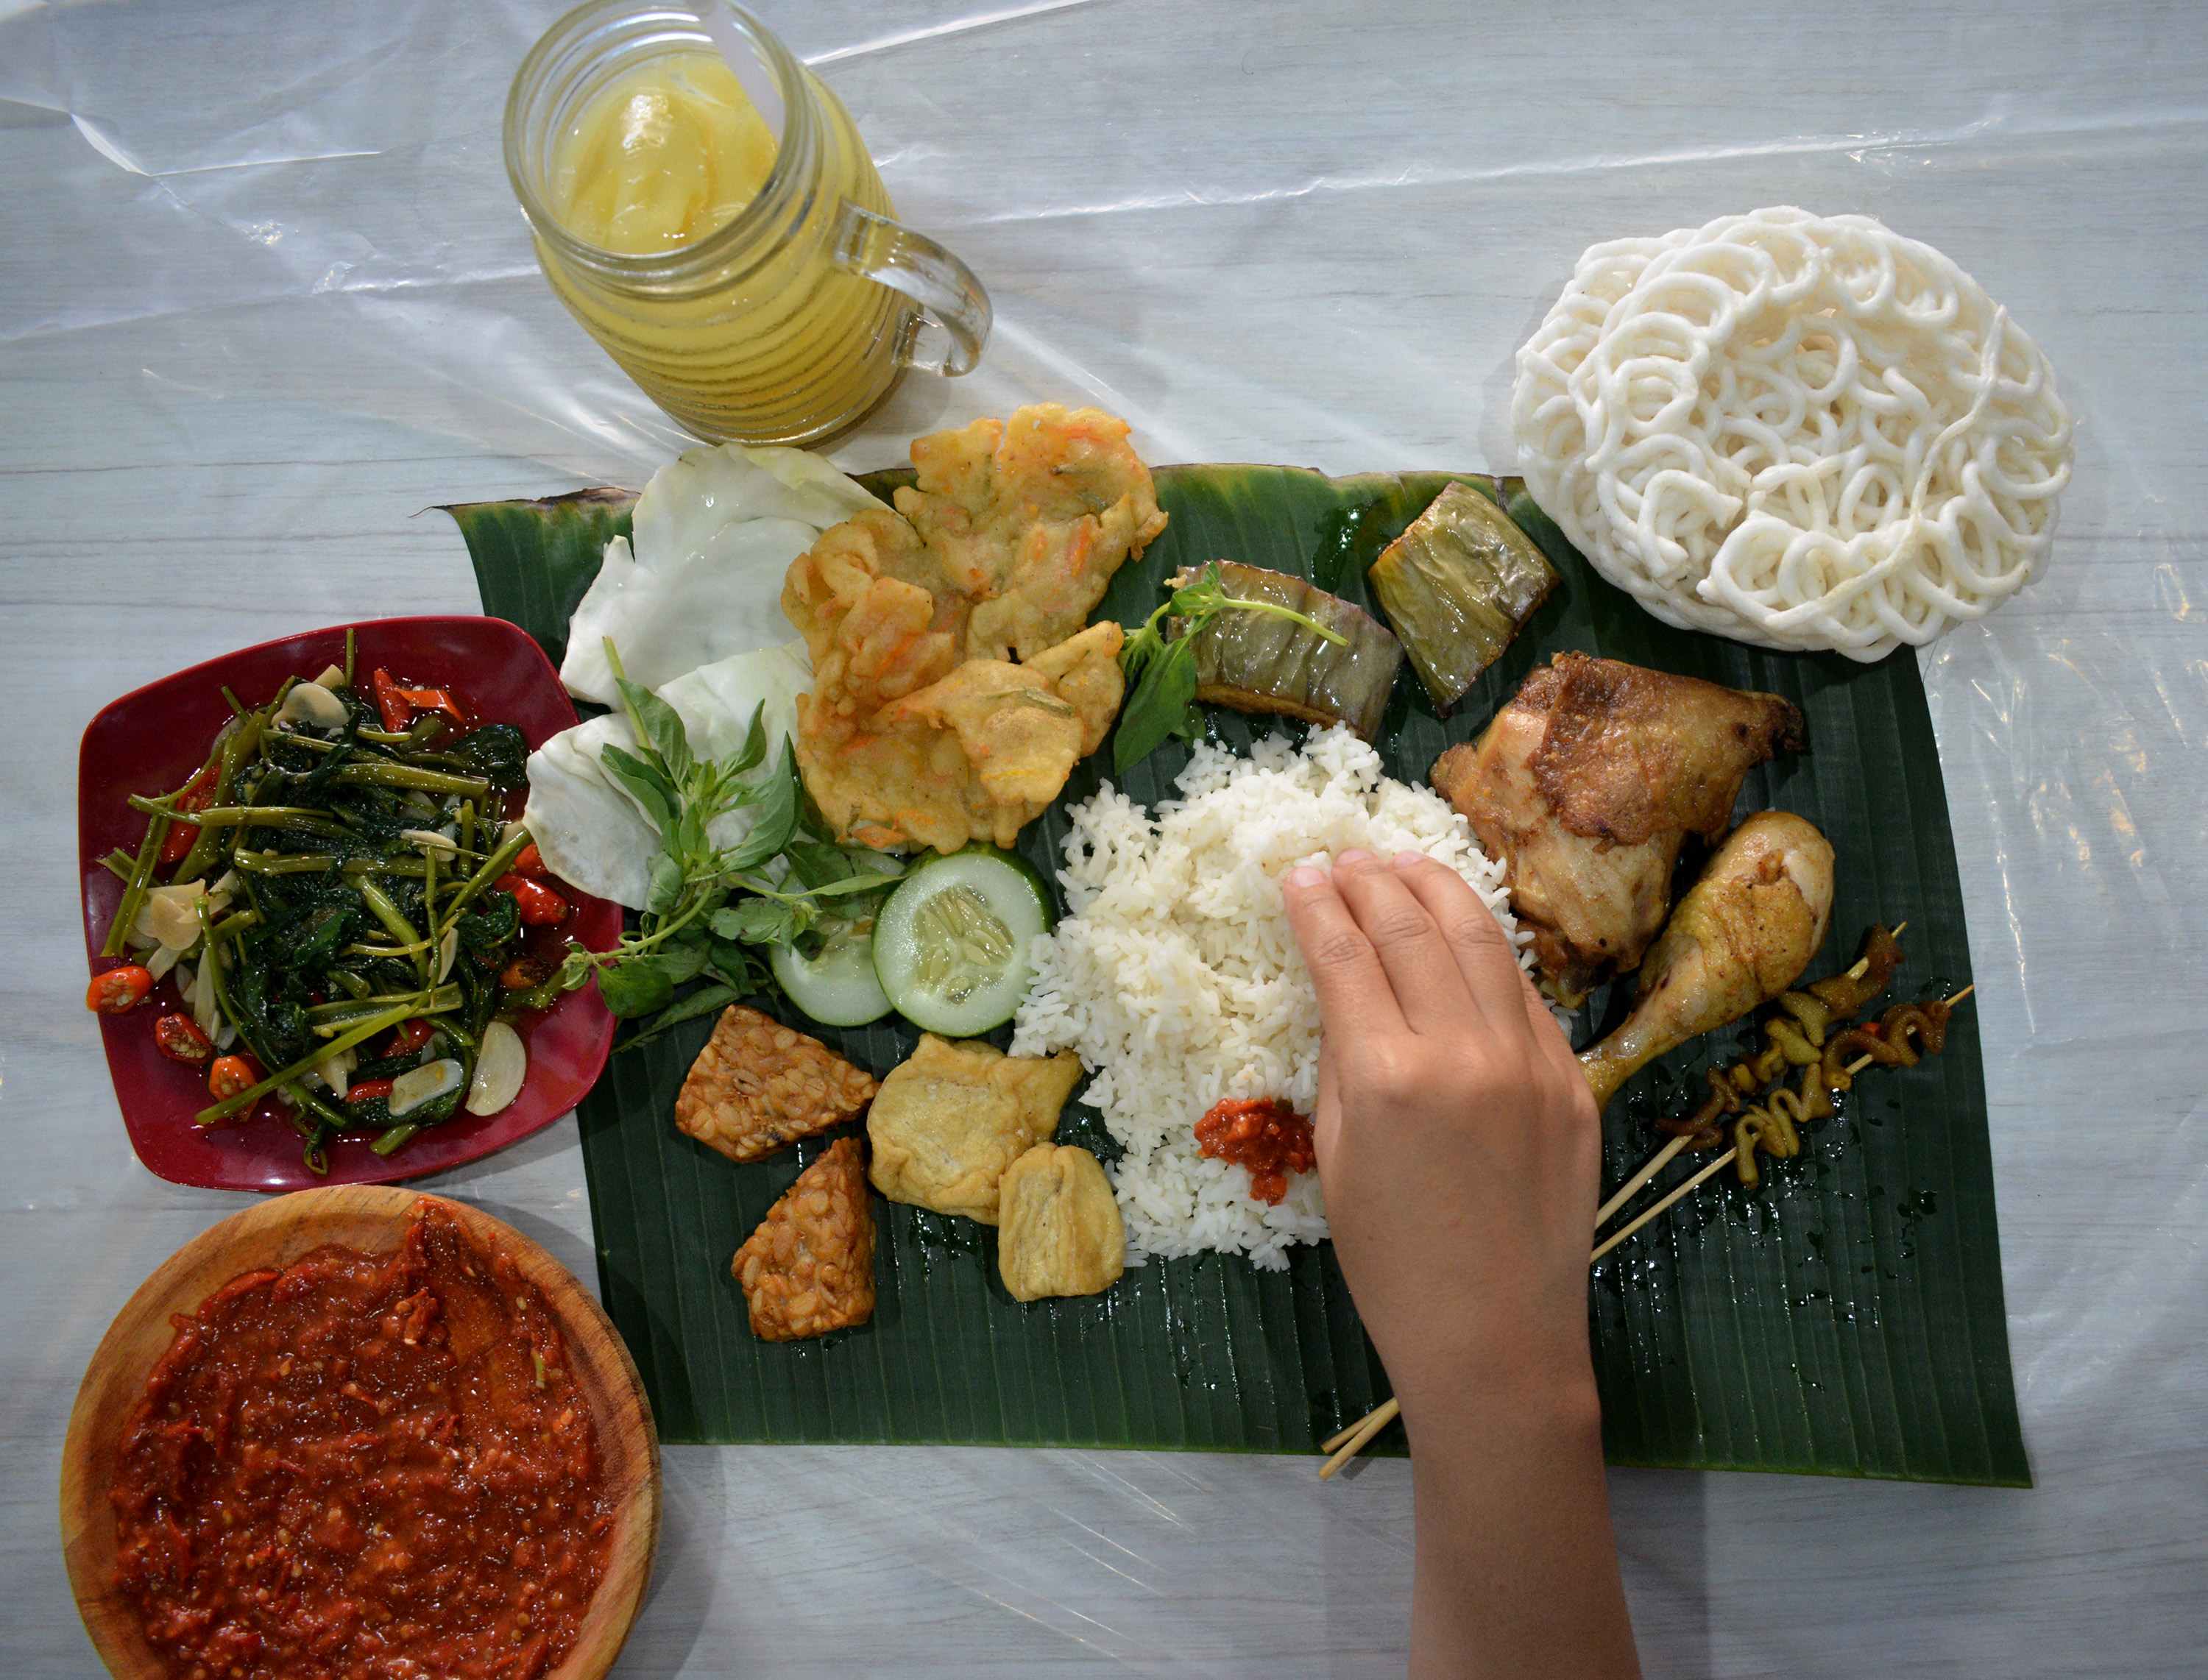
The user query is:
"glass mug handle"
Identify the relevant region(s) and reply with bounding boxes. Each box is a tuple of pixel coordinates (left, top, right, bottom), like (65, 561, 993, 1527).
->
(832, 202, 992, 377)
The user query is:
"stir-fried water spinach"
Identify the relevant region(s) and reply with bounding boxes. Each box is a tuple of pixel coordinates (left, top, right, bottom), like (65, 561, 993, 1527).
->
(99, 634, 550, 1173)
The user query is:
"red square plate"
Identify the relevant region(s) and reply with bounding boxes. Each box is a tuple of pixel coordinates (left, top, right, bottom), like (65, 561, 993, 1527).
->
(78, 617, 620, 1191)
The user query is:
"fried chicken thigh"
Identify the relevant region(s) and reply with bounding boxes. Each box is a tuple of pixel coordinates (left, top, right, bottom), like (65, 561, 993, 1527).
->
(1432, 653, 1804, 1004)
(782, 405, 1166, 851)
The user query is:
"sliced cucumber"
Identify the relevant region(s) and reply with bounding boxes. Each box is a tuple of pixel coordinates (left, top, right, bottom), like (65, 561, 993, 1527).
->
(771, 916, 894, 1028)
(874, 847, 1054, 1036)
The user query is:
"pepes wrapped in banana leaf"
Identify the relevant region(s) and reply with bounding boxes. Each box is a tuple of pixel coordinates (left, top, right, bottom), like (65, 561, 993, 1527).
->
(1367, 481, 1559, 713)
(1168, 563, 1403, 742)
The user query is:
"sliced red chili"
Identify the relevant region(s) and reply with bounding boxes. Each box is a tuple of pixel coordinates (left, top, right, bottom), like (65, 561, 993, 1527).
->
(500, 950, 562, 992)
(511, 843, 548, 879)
(154, 1013, 215, 1065)
(208, 1054, 265, 1102)
(158, 765, 218, 869)
(387, 1018, 436, 1057)
(87, 965, 155, 1015)
(346, 1079, 397, 1106)
(496, 875, 570, 926)
(370, 667, 466, 732)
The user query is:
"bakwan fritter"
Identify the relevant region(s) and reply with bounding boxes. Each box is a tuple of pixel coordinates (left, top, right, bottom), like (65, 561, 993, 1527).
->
(782, 404, 1168, 852)
(997, 1143, 1125, 1302)
(866, 1035, 1084, 1223)
(674, 1004, 878, 1163)
(732, 1138, 877, 1341)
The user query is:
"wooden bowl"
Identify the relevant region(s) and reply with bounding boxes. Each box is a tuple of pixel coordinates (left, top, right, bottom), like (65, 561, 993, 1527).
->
(60, 1187, 660, 1680)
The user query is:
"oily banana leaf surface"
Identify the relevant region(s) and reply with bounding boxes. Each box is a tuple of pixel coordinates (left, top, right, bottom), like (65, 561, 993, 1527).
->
(453, 464, 2026, 1485)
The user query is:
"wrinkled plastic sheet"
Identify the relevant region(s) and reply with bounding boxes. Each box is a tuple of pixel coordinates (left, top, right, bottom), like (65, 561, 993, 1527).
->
(3, 0, 2204, 1673)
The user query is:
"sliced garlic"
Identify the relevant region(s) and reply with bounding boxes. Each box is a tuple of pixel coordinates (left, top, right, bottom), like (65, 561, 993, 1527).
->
(402, 828, 460, 857)
(314, 1046, 356, 1101)
(146, 943, 183, 981)
(312, 664, 347, 689)
(465, 1021, 527, 1116)
(436, 926, 460, 983)
(389, 1057, 465, 1119)
(137, 881, 208, 950)
(275, 681, 349, 730)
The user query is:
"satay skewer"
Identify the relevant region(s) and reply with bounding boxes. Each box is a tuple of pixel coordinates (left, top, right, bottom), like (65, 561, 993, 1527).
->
(1320, 979, 1971, 1481)
(1590, 927, 1907, 1231)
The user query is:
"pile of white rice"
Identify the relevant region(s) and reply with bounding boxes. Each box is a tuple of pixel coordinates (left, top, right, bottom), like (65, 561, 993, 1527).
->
(1010, 727, 1525, 1270)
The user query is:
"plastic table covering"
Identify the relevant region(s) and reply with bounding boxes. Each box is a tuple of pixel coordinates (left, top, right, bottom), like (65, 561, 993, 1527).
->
(3, 1, 2201, 1673)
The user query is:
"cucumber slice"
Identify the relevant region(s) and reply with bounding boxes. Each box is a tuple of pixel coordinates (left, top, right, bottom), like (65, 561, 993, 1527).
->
(874, 847, 1053, 1036)
(771, 918, 894, 1028)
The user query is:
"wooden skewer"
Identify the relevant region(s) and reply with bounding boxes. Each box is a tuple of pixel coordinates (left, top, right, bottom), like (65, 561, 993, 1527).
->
(1589, 1149, 1738, 1261)
(1318, 1398, 1401, 1477)
(1319, 974, 1975, 1477)
(1594, 1133, 1688, 1229)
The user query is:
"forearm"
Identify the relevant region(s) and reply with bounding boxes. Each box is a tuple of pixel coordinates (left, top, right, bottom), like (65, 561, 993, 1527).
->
(1402, 1379, 1640, 1680)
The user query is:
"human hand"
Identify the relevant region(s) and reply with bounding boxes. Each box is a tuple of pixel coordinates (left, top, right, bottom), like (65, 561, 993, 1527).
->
(1284, 848, 1637, 1679)
(1282, 848, 1601, 1420)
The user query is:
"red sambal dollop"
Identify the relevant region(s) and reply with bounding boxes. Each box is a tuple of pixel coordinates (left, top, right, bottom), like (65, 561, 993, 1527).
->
(110, 1199, 613, 1680)
(1195, 1096, 1317, 1205)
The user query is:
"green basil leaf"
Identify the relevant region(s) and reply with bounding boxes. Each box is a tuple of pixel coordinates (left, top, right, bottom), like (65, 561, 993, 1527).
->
(643, 851, 686, 917)
(707, 938, 768, 994)
(599, 744, 676, 837)
(657, 941, 710, 985)
(595, 956, 676, 1018)
(718, 742, 801, 873)
(623, 981, 740, 1048)
(1113, 641, 1200, 776)
(615, 673, 696, 784)
(718, 701, 768, 780)
(710, 897, 801, 946)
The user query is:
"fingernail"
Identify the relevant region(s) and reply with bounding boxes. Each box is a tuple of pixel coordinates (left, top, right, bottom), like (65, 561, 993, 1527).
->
(1337, 848, 1376, 866)
(1284, 866, 1324, 890)
(1389, 851, 1420, 871)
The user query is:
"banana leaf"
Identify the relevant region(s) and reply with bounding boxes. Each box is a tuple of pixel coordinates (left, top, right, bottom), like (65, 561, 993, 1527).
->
(449, 464, 2027, 1485)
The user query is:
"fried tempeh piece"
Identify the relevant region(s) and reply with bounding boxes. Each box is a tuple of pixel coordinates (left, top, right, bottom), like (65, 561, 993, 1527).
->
(997, 1143, 1125, 1302)
(674, 1004, 878, 1164)
(731, 1138, 877, 1341)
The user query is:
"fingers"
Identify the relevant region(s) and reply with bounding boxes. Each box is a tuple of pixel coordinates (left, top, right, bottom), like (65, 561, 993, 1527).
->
(1387, 853, 1535, 1030)
(1283, 862, 1406, 1040)
(1325, 851, 1482, 1037)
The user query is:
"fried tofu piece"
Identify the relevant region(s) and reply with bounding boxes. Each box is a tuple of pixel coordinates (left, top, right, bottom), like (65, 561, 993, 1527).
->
(674, 1005, 878, 1164)
(866, 1035, 1084, 1223)
(731, 1138, 877, 1341)
(997, 1144, 1125, 1302)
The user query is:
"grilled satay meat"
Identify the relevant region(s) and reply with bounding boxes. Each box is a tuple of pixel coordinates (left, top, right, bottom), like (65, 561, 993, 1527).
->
(1579, 811, 1835, 1112)
(732, 1138, 877, 1341)
(1431, 652, 1805, 1004)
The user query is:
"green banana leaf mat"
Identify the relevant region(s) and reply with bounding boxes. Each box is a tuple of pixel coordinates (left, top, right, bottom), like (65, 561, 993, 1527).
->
(450, 463, 2028, 1485)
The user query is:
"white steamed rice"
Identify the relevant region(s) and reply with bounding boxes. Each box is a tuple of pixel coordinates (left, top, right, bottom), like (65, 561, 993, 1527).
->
(1009, 726, 1526, 1270)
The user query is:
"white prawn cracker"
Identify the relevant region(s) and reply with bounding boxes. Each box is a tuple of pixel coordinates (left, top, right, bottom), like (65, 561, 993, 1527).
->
(1512, 207, 2073, 661)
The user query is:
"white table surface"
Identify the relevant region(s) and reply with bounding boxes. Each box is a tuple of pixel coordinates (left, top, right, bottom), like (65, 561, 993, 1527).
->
(4, 1, 2203, 1673)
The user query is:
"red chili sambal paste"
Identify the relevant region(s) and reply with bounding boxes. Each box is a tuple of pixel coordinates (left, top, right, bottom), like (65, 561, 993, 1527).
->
(1194, 1096, 1316, 1205)
(110, 1200, 612, 1680)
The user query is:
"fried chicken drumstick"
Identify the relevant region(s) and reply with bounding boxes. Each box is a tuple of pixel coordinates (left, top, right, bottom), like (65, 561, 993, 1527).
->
(1579, 810, 1836, 1112)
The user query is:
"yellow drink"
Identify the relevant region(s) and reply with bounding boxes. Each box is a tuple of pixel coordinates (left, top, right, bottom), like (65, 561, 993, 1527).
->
(550, 53, 775, 256)
(507, 3, 989, 447)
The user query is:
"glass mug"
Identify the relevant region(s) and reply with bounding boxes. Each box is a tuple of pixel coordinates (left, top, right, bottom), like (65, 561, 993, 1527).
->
(504, 0, 991, 445)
